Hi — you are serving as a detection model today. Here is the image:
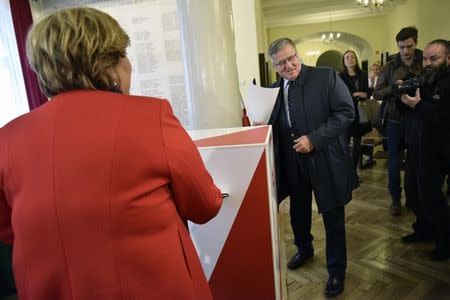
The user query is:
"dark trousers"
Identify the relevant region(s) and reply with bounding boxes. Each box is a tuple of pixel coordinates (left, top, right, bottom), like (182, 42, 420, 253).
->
(421, 148, 450, 251)
(288, 157, 347, 280)
(404, 145, 433, 237)
(386, 120, 406, 201)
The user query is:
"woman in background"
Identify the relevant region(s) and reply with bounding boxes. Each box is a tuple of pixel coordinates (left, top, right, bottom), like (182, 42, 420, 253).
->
(0, 7, 222, 300)
(368, 63, 382, 99)
(339, 50, 370, 171)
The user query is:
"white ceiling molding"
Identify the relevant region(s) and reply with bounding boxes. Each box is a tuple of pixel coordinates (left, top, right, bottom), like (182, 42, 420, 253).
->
(262, 0, 405, 28)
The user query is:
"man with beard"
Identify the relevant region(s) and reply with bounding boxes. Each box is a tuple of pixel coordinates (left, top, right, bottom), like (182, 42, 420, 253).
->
(401, 39, 450, 260)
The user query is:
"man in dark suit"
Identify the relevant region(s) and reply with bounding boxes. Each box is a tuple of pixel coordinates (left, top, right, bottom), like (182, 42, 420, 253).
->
(267, 38, 358, 297)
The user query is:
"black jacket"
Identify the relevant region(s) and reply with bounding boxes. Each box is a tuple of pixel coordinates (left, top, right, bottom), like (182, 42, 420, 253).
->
(415, 67, 450, 167)
(339, 69, 371, 135)
(269, 65, 359, 212)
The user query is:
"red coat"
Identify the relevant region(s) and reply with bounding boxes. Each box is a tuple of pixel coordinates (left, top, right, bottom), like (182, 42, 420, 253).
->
(0, 90, 222, 300)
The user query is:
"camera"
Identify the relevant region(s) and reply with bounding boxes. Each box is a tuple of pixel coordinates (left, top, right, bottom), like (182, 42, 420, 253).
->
(396, 77, 420, 96)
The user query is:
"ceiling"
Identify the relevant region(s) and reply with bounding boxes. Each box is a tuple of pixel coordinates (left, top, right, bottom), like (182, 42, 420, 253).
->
(261, 0, 400, 28)
(260, 0, 406, 65)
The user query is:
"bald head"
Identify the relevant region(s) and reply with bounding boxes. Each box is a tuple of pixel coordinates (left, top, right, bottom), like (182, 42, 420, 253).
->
(423, 40, 450, 70)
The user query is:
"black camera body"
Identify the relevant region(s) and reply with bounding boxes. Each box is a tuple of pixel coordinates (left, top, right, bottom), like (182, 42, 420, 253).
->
(396, 77, 421, 96)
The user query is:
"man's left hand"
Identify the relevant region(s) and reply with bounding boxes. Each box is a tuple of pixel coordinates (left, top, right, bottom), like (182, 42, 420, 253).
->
(401, 88, 421, 108)
(293, 135, 314, 153)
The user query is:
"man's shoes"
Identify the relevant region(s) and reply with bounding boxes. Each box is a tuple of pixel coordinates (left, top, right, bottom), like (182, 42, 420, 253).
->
(389, 201, 401, 216)
(287, 248, 314, 270)
(325, 276, 344, 297)
(429, 248, 450, 261)
(401, 232, 433, 244)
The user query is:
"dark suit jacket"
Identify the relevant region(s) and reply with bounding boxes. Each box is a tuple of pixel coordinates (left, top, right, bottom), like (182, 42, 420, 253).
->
(415, 67, 450, 167)
(269, 65, 359, 212)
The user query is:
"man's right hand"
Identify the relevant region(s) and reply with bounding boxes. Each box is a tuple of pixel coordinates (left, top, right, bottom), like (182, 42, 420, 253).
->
(293, 135, 314, 154)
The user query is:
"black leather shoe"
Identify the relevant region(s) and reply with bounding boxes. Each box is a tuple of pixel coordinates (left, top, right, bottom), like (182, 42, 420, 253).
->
(287, 248, 314, 270)
(325, 276, 344, 297)
(401, 232, 433, 244)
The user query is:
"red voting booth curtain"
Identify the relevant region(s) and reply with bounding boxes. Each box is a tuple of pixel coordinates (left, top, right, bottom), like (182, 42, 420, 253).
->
(9, 0, 47, 110)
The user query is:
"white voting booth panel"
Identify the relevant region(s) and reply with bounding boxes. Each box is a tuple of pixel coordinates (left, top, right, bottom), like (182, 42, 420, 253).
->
(188, 126, 285, 300)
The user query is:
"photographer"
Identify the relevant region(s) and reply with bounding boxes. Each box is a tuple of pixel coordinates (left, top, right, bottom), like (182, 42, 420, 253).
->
(401, 39, 450, 260)
(373, 27, 423, 216)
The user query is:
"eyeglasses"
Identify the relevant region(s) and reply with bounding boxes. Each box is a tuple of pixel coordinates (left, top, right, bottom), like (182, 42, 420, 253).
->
(273, 53, 298, 67)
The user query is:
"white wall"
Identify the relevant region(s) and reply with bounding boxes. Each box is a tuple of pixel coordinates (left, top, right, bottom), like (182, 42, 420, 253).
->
(385, 0, 450, 53)
(254, 0, 268, 55)
(231, 0, 261, 99)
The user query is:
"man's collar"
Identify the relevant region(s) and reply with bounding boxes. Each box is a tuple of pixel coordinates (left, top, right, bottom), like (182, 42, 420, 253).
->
(282, 64, 309, 87)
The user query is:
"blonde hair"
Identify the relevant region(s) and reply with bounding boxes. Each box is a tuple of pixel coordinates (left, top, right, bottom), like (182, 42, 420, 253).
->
(26, 7, 130, 97)
(370, 63, 381, 71)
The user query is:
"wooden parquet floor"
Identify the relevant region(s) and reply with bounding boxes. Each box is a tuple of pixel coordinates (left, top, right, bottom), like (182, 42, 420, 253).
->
(279, 158, 450, 300)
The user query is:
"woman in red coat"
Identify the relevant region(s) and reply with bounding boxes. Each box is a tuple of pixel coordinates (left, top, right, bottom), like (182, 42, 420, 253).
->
(0, 7, 222, 300)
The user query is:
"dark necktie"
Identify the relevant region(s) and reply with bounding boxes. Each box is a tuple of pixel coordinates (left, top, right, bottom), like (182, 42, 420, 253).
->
(287, 80, 295, 127)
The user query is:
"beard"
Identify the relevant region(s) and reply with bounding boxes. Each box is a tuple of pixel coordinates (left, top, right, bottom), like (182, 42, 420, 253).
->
(420, 61, 449, 86)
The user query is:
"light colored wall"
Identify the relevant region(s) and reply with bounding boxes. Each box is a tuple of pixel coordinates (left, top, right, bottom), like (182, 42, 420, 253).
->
(254, 0, 268, 55)
(385, 0, 450, 53)
(232, 0, 261, 97)
(298, 41, 347, 67)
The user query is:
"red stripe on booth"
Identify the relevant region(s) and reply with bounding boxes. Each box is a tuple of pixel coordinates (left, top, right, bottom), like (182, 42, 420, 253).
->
(194, 126, 269, 148)
(208, 151, 275, 300)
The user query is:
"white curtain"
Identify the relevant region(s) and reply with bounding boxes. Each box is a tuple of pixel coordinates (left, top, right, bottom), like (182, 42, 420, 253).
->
(0, 0, 29, 127)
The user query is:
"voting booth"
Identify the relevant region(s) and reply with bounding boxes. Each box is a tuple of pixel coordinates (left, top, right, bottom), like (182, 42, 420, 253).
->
(188, 125, 285, 300)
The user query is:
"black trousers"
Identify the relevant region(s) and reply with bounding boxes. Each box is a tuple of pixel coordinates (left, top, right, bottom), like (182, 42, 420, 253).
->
(287, 157, 347, 280)
(420, 146, 450, 251)
(404, 145, 434, 237)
